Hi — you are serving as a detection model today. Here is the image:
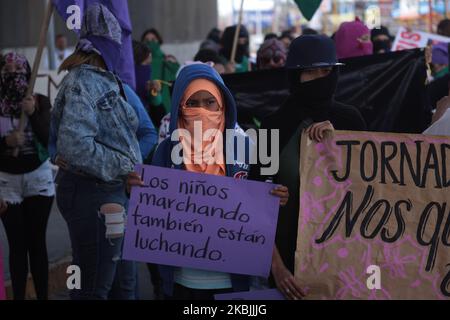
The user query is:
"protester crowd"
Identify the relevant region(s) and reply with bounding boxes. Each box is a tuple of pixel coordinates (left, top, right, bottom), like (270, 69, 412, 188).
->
(1, 3, 449, 300)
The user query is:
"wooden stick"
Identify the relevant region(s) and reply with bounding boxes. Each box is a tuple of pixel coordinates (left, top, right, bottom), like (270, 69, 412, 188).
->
(428, 0, 433, 33)
(230, 0, 245, 64)
(13, 1, 54, 157)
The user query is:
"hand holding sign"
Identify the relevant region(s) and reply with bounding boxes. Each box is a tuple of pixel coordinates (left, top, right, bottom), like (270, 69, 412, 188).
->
(432, 92, 450, 125)
(305, 121, 335, 142)
(123, 165, 281, 277)
(126, 171, 144, 194)
(297, 130, 450, 299)
(270, 185, 289, 207)
(272, 247, 306, 300)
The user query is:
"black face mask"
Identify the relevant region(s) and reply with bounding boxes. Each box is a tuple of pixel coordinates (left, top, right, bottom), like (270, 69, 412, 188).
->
(372, 39, 391, 54)
(287, 68, 339, 122)
(235, 43, 249, 63)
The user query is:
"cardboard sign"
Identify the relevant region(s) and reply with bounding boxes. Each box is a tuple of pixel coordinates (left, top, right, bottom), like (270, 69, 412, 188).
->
(123, 165, 280, 277)
(392, 27, 450, 51)
(296, 131, 450, 299)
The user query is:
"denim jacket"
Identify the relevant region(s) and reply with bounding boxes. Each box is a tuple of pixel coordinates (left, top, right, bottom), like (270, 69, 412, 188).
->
(50, 64, 141, 182)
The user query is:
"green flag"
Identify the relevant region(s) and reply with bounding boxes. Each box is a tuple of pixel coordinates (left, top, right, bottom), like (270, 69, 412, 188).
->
(294, 0, 323, 21)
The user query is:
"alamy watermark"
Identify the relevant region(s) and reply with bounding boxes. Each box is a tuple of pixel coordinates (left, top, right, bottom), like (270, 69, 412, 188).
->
(170, 122, 280, 176)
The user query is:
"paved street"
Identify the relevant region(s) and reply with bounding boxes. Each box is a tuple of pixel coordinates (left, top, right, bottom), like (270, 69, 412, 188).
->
(1, 201, 155, 300)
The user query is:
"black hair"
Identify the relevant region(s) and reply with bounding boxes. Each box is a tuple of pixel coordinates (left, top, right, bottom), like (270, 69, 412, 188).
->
(302, 28, 318, 35)
(280, 30, 294, 41)
(132, 40, 151, 65)
(194, 49, 224, 65)
(264, 33, 278, 41)
(207, 28, 222, 44)
(141, 28, 163, 44)
(437, 19, 450, 36)
(220, 25, 250, 63)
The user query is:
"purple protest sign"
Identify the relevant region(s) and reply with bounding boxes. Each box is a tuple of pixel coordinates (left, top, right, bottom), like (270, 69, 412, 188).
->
(123, 165, 280, 277)
(214, 289, 286, 301)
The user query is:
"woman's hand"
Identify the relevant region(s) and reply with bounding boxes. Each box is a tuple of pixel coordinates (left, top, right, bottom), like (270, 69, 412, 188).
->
(5, 130, 25, 147)
(272, 247, 305, 300)
(270, 185, 289, 207)
(20, 95, 36, 116)
(165, 55, 178, 64)
(305, 121, 334, 142)
(0, 199, 8, 216)
(225, 62, 236, 74)
(432, 95, 450, 125)
(55, 155, 69, 170)
(147, 80, 162, 96)
(126, 172, 144, 194)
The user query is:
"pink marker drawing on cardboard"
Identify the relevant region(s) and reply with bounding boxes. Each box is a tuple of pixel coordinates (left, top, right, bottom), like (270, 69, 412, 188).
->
(296, 130, 450, 300)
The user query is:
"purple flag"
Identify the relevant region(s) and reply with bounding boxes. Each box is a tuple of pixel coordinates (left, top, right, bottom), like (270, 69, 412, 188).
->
(123, 165, 280, 278)
(52, 0, 136, 89)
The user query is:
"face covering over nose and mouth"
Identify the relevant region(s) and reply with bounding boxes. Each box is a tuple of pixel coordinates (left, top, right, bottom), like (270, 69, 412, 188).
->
(0, 52, 31, 117)
(288, 68, 339, 120)
(372, 39, 392, 53)
(334, 18, 373, 59)
(371, 25, 393, 54)
(220, 25, 250, 64)
(177, 79, 226, 176)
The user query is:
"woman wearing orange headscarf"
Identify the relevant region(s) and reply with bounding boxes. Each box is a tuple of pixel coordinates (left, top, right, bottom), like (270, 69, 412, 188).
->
(128, 63, 288, 300)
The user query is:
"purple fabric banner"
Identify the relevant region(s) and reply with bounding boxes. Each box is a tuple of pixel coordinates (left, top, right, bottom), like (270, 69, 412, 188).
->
(52, 0, 136, 89)
(214, 289, 286, 300)
(123, 165, 280, 277)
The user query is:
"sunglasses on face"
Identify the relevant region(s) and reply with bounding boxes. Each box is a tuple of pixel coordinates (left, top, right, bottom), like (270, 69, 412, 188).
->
(261, 55, 284, 65)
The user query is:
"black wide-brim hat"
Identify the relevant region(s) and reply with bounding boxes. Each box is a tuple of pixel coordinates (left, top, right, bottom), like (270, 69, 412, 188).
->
(286, 34, 344, 70)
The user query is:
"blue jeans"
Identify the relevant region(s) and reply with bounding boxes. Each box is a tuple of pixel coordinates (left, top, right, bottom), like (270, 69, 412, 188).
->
(56, 170, 134, 300)
(108, 260, 138, 300)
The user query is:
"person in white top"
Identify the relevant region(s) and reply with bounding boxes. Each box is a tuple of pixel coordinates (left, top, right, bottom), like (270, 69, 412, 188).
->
(423, 88, 450, 136)
(54, 34, 72, 69)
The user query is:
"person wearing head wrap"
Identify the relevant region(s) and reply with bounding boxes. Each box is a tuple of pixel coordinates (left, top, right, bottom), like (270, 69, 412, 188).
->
(220, 25, 251, 73)
(0, 52, 55, 300)
(257, 39, 287, 70)
(431, 42, 449, 79)
(200, 28, 223, 53)
(371, 25, 393, 54)
(334, 18, 373, 59)
(50, 3, 142, 300)
(131, 63, 289, 300)
(250, 35, 367, 300)
(141, 28, 180, 116)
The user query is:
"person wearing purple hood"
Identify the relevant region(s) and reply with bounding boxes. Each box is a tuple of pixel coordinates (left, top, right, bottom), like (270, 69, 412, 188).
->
(51, 3, 141, 300)
(431, 42, 449, 79)
(334, 18, 373, 59)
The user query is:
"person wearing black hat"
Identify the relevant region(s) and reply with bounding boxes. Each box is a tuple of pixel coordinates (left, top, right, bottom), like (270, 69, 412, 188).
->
(371, 26, 393, 54)
(250, 34, 367, 300)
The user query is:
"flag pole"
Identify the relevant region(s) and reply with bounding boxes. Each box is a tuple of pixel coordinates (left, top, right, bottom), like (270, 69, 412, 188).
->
(230, 0, 245, 64)
(428, 0, 433, 33)
(13, 0, 54, 157)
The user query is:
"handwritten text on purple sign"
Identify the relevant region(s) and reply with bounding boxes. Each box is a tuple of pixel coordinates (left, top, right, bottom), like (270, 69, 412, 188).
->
(123, 165, 280, 277)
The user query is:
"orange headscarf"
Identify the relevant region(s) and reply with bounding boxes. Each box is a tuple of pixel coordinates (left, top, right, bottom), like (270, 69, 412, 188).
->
(178, 79, 226, 176)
